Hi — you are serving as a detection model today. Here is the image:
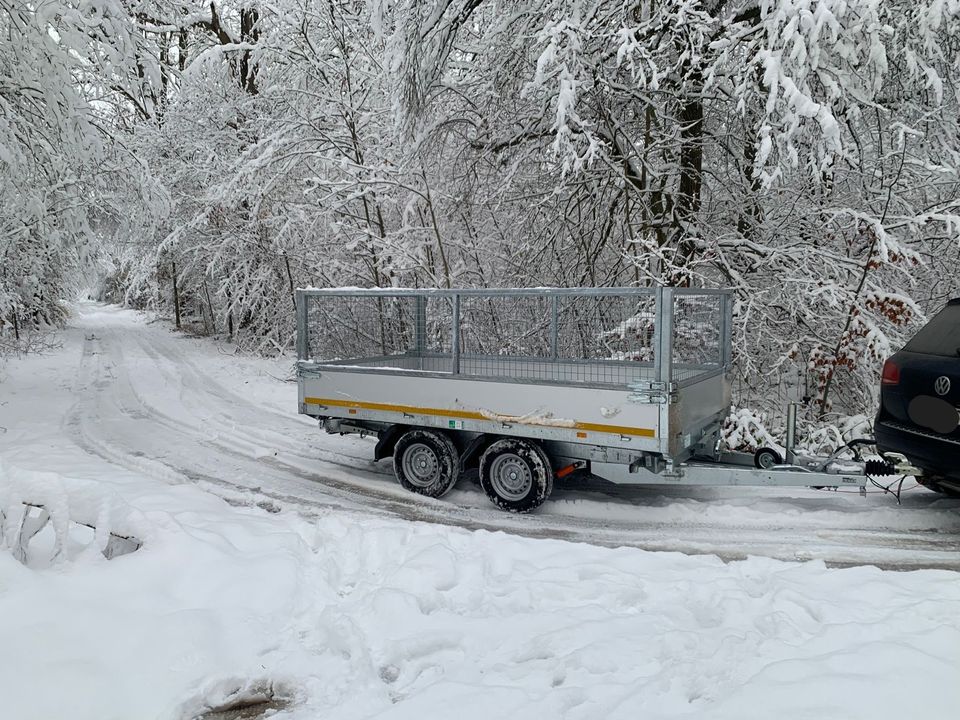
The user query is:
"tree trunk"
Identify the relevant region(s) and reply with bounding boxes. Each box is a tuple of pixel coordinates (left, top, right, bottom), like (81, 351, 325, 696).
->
(239, 8, 260, 94)
(225, 285, 234, 340)
(158, 32, 170, 115)
(172, 261, 181, 330)
(673, 83, 704, 284)
(178, 29, 188, 72)
(284, 253, 296, 309)
(736, 132, 764, 239)
(202, 279, 215, 334)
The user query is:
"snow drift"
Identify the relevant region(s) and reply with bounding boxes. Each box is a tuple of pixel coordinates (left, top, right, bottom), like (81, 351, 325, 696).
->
(2, 460, 960, 720)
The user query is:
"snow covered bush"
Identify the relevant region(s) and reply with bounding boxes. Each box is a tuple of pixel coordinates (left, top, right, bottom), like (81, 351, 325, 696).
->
(721, 407, 781, 453)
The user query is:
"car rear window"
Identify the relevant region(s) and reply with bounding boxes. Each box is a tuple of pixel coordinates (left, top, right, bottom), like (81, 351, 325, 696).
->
(904, 303, 960, 357)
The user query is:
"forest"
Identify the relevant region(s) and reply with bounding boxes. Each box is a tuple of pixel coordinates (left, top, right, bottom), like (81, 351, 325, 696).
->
(3, 0, 960, 435)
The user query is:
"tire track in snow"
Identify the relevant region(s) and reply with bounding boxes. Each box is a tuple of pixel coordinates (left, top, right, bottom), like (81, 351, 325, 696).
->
(66, 320, 477, 518)
(64, 306, 960, 570)
(126, 326, 387, 470)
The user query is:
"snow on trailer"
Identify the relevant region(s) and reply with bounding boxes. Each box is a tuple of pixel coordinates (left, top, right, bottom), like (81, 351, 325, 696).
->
(296, 287, 874, 511)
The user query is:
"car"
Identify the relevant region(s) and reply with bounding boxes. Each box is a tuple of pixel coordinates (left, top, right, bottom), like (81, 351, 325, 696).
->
(874, 298, 960, 496)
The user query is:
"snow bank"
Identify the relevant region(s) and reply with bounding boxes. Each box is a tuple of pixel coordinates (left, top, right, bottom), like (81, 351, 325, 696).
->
(0, 463, 319, 720)
(0, 460, 142, 564)
(2, 464, 960, 720)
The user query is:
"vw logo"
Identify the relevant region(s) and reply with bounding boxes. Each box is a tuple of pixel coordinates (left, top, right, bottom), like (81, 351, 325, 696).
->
(935, 376, 951, 396)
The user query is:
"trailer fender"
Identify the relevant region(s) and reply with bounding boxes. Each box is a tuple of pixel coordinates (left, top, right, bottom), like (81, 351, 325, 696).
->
(375, 425, 409, 462)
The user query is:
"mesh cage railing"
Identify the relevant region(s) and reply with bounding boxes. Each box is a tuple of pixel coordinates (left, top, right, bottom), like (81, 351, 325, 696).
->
(452, 293, 659, 385)
(671, 292, 726, 384)
(299, 288, 730, 388)
(303, 294, 455, 370)
(457, 295, 552, 357)
(304, 294, 417, 363)
(558, 294, 657, 363)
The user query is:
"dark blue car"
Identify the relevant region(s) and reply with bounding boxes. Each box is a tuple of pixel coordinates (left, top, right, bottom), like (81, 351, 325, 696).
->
(874, 299, 960, 496)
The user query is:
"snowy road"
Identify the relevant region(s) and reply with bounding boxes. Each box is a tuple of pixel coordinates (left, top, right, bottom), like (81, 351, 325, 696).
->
(4, 304, 960, 720)
(9, 303, 955, 571)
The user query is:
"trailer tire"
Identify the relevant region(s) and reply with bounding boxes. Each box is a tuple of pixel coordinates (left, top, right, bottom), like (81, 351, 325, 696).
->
(479, 438, 553, 513)
(393, 429, 460, 498)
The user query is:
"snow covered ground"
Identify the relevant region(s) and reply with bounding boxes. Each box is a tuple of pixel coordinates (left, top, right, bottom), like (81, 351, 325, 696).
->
(2, 304, 960, 719)
(9, 303, 959, 570)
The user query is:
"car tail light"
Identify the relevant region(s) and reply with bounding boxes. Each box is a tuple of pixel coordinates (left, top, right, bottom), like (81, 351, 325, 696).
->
(881, 359, 900, 386)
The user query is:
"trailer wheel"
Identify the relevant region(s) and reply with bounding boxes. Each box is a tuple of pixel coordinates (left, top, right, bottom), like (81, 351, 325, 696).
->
(393, 429, 460, 498)
(754, 447, 783, 469)
(479, 439, 553, 513)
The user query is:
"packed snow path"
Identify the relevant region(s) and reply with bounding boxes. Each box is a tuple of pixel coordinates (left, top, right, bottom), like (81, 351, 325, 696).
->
(9, 303, 960, 570)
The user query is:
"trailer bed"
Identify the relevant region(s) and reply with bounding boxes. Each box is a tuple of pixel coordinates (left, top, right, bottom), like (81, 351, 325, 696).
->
(298, 287, 731, 462)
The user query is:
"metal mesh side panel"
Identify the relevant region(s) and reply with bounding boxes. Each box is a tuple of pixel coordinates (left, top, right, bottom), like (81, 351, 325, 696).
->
(304, 294, 419, 363)
(671, 294, 723, 383)
(557, 294, 657, 362)
(421, 296, 454, 356)
(304, 294, 456, 368)
(445, 294, 658, 385)
(457, 295, 552, 357)
(300, 288, 728, 388)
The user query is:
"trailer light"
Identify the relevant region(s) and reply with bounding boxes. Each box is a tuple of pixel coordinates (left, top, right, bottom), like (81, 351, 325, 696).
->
(881, 359, 900, 386)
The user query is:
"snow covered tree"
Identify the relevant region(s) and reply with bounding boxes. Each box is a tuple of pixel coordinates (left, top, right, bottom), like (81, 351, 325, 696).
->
(379, 0, 960, 426)
(0, 0, 165, 343)
(9, 0, 960, 438)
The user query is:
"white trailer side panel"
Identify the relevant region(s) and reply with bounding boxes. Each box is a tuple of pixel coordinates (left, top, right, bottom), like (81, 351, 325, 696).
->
(668, 374, 733, 456)
(299, 368, 662, 452)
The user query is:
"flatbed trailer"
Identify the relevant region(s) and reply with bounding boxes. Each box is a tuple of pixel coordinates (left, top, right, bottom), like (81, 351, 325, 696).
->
(296, 287, 883, 511)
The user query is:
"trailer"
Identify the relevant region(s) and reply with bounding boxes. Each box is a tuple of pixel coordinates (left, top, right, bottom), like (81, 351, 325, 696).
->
(296, 286, 891, 511)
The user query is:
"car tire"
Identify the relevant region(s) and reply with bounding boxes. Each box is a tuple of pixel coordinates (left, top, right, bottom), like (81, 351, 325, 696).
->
(919, 475, 960, 498)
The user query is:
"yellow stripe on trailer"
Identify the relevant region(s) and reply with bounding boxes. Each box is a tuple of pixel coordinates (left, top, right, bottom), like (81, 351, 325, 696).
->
(303, 396, 656, 438)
